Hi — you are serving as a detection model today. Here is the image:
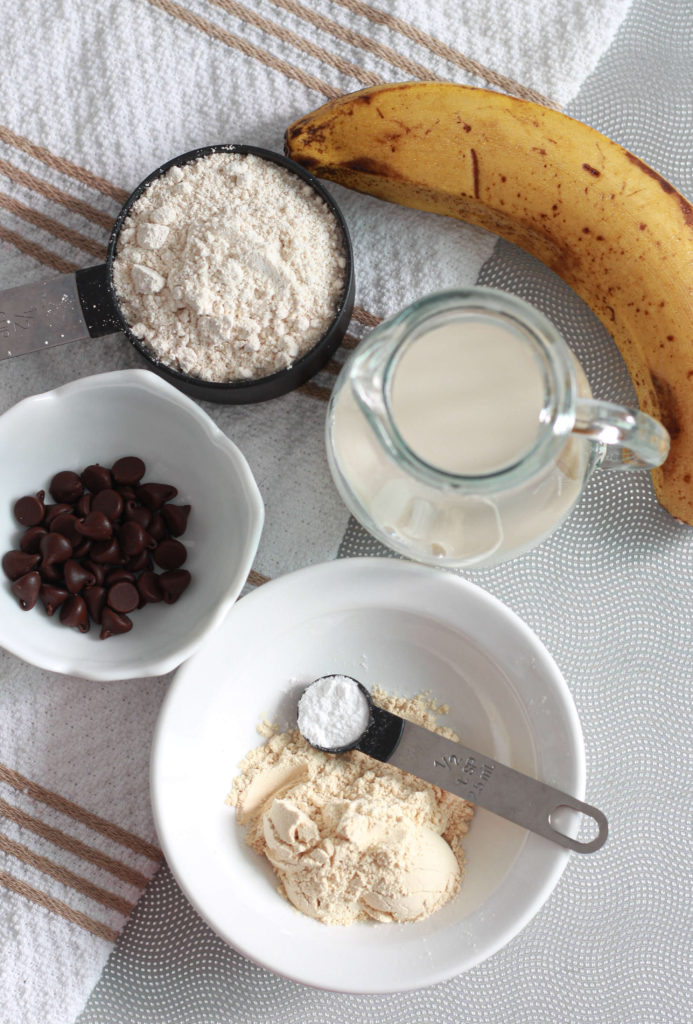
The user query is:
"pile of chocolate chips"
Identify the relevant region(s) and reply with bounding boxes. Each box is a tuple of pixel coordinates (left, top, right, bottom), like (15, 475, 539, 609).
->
(3, 457, 191, 639)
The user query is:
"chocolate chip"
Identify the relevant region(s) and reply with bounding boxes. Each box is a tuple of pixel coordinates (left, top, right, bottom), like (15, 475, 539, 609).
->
(89, 538, 124, 565)
(43, 503, 73, 526)
(50, 512, 82, 546)
(107, 580, 139, 614)
(20, 526, 47, 554)
(2, 549, 41, 580)
(162, 503, 191, 536)
(83, 560, 106, 586)
(83, 585, 107, 624)
(50, 471, 83, 504)
(147, 513, 167, 542)
(39, 584, 70, 616)
(76, 493, 92, 518)
(100, 607, 133, 639)
(60, 595, 90, 632)
(40, 532, 72, 567)
(105, 568, 136, 585)
(118, 520, 148, 556)
(63, 559, 96, 595)
(13, 491, 45, 527)
(159, 569, 191, 604)
(136, 482, 178, 511)
(81, 464, 112, 493)
(127, 550, 152, 574)
(137, 570, 163, 605)
(11, 571, 41, 610)
(124, 501, 151, 529)
(76, 510, 113, 541)
(112, 456, 146, 486)
(72, 538, 92, 560)
(91, 489, 123, 522)
(153, 538, 187, 570)
(40, 562, 65, 584)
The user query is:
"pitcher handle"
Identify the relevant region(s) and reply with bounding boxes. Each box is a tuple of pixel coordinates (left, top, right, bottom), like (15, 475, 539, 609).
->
(574, 398, 670, 470)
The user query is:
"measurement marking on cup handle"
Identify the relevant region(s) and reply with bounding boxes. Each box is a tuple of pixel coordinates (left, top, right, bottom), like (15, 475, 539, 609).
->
(0, 307, 36, 337)
(434, 752, 495, 799)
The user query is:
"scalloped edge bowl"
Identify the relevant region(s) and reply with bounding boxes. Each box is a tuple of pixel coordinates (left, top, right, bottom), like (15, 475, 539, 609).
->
(0, 369, 264, 679)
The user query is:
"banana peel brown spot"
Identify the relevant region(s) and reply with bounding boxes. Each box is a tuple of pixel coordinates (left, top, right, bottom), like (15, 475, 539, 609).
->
(342, 156, 405, 179)
(626, 152, 676, 193)
(582, 163, 601, 177)
(290, 154, 321, 170)
(651, 374, 681, 439)
(625, 152, 693, 226)
(471, 149, 480, 199)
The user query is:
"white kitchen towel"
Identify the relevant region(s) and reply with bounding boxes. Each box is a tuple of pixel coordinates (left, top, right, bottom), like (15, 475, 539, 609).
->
(0, 1, 632, 1022)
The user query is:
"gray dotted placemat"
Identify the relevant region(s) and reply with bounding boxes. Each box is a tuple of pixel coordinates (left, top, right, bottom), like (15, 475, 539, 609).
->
(78, 0, 693, 1020)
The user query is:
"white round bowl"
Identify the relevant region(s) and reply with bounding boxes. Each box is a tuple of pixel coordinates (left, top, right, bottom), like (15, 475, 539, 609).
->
(0, 369, 264, 680)
(151, 558, 585, 992)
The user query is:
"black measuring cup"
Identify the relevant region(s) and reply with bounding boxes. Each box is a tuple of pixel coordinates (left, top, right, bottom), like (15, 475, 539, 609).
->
(0, 144, 355, 404)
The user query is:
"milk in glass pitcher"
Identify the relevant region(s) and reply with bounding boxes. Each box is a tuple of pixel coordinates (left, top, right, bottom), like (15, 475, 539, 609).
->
(326, 289, 669, 568)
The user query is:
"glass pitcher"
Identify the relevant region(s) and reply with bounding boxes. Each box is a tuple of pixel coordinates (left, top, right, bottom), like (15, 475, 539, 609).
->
(326, 288, 670, 569)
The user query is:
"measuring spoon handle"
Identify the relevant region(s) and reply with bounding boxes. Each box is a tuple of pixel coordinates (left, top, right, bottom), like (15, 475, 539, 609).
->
(366, 713, 608, 854)
(0, 265, 121, 360)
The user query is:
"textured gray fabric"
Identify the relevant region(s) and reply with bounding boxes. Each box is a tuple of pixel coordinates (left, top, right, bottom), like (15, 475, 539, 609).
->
(78, 0, 692, 1020)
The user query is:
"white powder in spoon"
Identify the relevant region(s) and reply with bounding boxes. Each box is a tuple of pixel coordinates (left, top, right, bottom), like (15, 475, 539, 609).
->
(297, 675, 371, 749)
(112, 151, 347, 382)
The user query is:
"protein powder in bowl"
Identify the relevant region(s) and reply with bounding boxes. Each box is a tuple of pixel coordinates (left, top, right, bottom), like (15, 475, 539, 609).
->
(109, 145, 354, 404)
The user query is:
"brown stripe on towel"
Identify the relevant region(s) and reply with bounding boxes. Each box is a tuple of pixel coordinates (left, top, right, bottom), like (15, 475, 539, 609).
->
(297, 379, 334, 402)
(266, 0, 436, 81)
(0, 125, 128, 203)
(322, 357, 343, 376)
(0, 222, 77, 275)
(341, 332, 363, 350)
(330, 0, 561, 109)
(0, 797, 149, 888)
(0, 190, 106, 259)
(352, 305, 382, 327)
(246, 569, 270, 587)
(0, 869, 119, 942)
(0, 159, 115, 231)
(145, 0, 341, 98)
(0, 832, 135, 917)
(0, 763, 162, 862)
(207, 0, 384, 87)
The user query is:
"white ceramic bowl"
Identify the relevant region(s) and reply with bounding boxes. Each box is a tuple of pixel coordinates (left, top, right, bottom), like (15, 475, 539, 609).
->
(151, 558, 585, 992)
(0, 369, 264, 680)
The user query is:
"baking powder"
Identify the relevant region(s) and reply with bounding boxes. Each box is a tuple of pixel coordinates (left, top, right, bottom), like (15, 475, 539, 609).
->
(112, 152, 346, 382)
(297, 675, 370, 749)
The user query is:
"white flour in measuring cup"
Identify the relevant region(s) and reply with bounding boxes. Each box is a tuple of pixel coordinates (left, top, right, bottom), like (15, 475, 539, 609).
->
(112, 152, 346, 382)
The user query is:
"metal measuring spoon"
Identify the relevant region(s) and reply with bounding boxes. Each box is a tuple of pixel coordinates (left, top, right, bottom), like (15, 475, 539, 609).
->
(298, 675, 608, 854)
(0, 144, 354, 404)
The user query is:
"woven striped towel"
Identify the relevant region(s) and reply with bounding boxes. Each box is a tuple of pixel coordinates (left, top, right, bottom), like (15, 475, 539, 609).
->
(0, 0, 633, 1020)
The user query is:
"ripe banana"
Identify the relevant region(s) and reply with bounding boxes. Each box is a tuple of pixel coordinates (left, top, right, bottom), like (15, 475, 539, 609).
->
(285, 82, 693, 525)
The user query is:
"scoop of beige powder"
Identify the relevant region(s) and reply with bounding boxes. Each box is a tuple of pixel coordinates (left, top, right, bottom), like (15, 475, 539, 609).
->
(227, 689, 474, 926)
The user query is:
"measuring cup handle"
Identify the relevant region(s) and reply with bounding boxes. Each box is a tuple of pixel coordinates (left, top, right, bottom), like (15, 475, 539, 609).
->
(75, 264, 123, 337)
(0, 264, 122, 362)
(574, 397, 670, 469)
